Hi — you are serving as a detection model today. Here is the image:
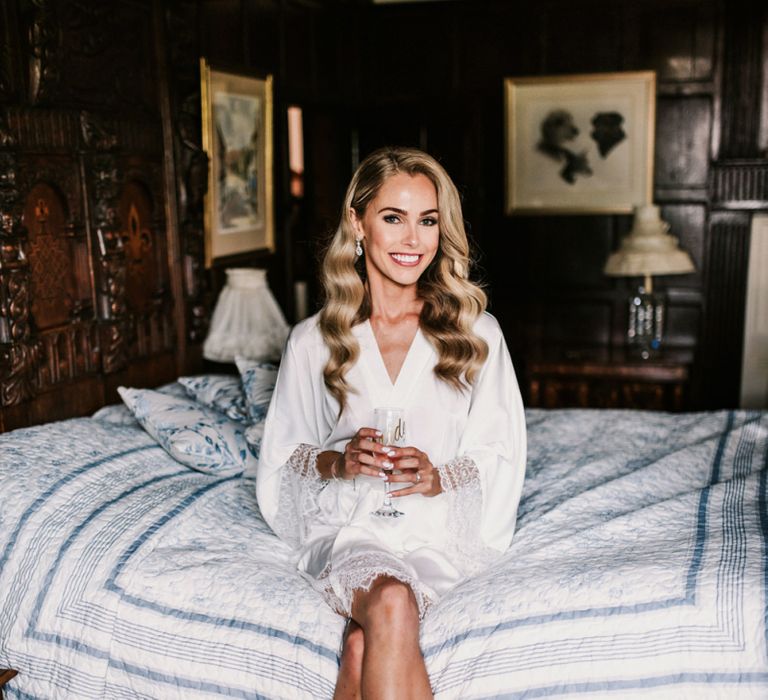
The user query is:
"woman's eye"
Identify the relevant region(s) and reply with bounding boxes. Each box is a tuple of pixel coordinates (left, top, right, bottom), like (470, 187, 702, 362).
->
(383, 214, 400, 224)
(420, 217, 438, 227)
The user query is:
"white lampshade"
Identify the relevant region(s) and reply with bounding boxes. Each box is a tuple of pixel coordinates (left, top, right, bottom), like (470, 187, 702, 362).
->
(604, 205, 695, 278)
(203, 268, 289, 363)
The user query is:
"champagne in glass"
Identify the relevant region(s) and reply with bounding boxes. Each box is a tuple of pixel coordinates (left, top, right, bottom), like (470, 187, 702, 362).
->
(371, 407, 406, 518)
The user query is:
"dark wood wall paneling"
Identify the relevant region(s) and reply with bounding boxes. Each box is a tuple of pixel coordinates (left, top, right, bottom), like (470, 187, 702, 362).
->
(2, 0, 765, 426)
(196, 0, 353, 325)
(0, 0, 208, 431)
(282, 0, 767, 410)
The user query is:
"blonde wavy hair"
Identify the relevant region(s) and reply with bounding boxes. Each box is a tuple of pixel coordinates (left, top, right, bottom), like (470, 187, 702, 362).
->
(319, 146, 488, 411)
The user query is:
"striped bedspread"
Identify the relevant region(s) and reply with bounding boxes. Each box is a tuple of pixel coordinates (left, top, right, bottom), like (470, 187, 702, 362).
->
(1, 408, 766, 698)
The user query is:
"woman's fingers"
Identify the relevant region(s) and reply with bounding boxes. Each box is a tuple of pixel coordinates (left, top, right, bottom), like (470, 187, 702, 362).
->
(356, 438, 393, 455)
(340, 427, 395, 478)
(384, 446, 420, 460)
(356, 450, 395, 471)
(385, 467, 418, 482)
(392, 457, 420, 471)
(390, 470, 439, 497)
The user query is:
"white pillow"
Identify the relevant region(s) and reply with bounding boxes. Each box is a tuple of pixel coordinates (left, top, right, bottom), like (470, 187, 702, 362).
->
(118, 387, 255, 475)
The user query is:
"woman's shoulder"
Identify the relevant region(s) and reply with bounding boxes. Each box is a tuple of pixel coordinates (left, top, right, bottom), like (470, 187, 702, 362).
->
(472, 311, 504, 343)
(286, 311, 325, 351)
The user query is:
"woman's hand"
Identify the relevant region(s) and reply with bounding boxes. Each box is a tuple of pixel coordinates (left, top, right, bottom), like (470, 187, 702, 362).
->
(335, 427, 396, 480)
(385, 447, 442, 498)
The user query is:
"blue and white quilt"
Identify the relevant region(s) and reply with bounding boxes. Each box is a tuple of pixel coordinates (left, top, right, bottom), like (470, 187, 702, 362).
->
(1, 408, 767, 699)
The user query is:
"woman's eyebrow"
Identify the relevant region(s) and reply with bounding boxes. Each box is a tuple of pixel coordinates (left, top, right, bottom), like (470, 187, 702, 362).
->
(376, 206, 439, 216)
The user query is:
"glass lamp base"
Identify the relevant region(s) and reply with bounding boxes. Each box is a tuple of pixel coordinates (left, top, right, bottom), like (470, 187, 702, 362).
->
(627, 287, 665, 360)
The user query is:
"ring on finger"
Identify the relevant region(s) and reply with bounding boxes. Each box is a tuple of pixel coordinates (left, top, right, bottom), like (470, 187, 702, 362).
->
(415, 472, 422, 483)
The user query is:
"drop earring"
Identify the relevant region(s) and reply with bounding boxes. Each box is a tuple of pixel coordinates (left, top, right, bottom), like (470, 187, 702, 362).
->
(355, 238, 363, 257)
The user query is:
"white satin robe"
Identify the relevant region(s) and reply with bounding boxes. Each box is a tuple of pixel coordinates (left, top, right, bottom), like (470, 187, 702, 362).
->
(257, 311, 526, 617)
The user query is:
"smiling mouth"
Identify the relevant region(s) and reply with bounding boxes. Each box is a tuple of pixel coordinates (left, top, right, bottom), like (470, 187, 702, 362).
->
(389, 253, 423, 266)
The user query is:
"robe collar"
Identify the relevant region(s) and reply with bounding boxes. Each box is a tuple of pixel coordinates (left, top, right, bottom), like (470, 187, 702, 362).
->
(353, 319, 435, 409)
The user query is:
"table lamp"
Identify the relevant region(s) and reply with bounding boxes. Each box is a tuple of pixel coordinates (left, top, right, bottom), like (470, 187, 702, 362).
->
(203, 268, 289, 363)
(604, 205, 695, 359)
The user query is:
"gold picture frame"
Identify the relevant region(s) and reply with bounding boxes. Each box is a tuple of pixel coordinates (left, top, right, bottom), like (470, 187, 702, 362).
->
(504, 71, 656, 215)
(200, 58, 274, 266)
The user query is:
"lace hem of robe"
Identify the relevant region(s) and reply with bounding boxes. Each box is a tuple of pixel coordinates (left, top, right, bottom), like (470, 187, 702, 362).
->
(271, 443, 324, 548)
(310, 550, 434, 620)
(437, 455, 499, 574)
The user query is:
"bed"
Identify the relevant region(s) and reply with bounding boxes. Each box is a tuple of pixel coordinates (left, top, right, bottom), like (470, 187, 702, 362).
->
(1, 373, 767, 699)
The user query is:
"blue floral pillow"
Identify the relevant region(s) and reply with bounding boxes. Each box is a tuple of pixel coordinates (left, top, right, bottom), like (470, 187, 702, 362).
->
(235, 358, 278, 423)
(118, 387, 255, 475)
(178, 374, 248, 424)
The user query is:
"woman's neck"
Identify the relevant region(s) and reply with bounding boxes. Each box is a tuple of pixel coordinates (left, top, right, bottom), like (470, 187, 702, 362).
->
(366, 278, 422, 323)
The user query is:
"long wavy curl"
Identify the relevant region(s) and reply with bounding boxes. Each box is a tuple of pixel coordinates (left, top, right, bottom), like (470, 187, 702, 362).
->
(319, 146, 488, 412)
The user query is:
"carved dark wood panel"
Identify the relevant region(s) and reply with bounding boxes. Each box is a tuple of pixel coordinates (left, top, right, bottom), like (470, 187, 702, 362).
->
(0, 146, 41, 409)
(0, 2, 22, 102)
(164, 1, 209, 347)
(23, 182, 77, 328)
(0, 0, 192, 430)
(24, 0, 157, 112)
(36, 321, 99, 388)
(118, 173, 175, 361)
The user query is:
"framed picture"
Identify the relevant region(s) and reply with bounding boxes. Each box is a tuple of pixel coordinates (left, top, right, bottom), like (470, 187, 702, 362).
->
(504, 71, 656, 215)
(200, 58, 274, 266)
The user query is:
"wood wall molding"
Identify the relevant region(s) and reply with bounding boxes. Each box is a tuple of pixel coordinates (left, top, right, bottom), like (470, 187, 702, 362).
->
(697, 211, 752, 407)
(718, 1, 766, 158)
(710, 159, 768, 209)
(161, 2, 209, 351)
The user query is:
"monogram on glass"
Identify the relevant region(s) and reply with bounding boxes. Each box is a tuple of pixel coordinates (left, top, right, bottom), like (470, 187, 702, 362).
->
(371, 407, 406, 518)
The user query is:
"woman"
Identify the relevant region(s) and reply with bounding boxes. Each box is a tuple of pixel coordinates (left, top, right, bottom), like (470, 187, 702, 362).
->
(258, 147, 526, 699)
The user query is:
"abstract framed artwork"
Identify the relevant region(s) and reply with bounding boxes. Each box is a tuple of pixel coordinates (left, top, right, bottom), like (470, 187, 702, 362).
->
(504, 71, 656, 215)
(200, 58, 274, 266)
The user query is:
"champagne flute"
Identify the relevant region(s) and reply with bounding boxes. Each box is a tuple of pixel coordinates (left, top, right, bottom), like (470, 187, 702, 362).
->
(371, 407, 406, 518)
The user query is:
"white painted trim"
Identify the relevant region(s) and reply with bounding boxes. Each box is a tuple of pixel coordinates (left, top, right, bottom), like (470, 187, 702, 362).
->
(741, 214, 768, 409)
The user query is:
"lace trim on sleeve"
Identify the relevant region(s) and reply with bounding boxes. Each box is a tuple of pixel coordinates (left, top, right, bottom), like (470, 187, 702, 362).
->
(271, 443, 324, 548)
(437, 455, 499, 574)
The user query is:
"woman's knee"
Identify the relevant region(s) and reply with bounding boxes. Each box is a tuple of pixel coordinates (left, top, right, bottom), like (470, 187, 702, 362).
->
(365, 577, 419, 628)
(343, 621, 365, 665)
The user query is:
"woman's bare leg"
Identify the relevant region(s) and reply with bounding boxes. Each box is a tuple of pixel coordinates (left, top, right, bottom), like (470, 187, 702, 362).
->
(334, 620, 365, 700)
(350, 576, 432, 700)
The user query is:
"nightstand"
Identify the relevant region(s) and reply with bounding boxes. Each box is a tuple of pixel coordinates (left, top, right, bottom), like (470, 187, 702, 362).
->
(528, 359, 689, 411)
(0, 670, 17, 699)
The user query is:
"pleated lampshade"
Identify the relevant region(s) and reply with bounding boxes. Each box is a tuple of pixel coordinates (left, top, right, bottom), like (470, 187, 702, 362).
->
(203, 268, 289, 363)
(604, 205, 695, 282)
